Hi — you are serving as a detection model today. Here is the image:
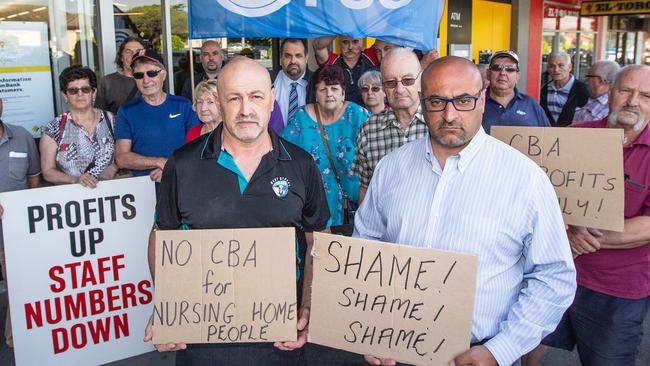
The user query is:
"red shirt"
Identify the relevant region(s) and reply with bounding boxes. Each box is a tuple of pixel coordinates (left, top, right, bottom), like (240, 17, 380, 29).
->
(185, 123, 203, 143)
(572, 118, 650, 299)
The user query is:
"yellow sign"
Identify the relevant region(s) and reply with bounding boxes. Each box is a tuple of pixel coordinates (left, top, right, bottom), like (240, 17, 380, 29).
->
(581, 0, 650, 16)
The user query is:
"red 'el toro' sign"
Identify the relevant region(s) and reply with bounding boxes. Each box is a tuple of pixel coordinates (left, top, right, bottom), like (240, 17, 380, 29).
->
(0, 176, 156, 365)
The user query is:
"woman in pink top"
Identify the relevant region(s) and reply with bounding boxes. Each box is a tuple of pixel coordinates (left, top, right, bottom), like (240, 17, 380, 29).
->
(185, 79, 220, 143)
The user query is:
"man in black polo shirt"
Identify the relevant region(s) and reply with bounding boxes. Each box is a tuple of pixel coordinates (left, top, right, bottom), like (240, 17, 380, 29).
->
(144, 56, 330, 365)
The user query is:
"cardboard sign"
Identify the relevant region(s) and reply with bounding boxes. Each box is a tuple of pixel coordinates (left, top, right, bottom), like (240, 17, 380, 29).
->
(0, 176, 156, 366)
(153, 227, 297, 344)
(492, 126, 624, 231)
(309, 233, 478, 365)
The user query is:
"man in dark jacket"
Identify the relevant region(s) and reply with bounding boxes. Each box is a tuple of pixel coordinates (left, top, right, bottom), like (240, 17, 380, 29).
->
(540, 51, 589, 126)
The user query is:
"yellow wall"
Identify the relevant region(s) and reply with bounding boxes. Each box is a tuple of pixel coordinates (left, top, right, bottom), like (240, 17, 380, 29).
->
(471, 0, 511, 62)
(439, 0, 511, 61)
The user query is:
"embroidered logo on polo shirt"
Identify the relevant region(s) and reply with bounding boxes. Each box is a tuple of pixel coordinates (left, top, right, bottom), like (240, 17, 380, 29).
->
(271, 177, 290, 198)
(516, 110, 527, 116)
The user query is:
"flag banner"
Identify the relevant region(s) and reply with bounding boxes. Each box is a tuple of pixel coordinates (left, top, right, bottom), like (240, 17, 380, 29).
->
(188, 0, 443, 50)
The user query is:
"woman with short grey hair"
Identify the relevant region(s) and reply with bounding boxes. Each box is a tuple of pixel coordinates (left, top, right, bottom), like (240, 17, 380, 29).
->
(358, 70, 386, 115)
(185, 79, 220, 143)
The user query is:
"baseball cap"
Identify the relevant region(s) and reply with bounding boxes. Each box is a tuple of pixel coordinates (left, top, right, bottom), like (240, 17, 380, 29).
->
(489, 50, 519, 65)
(131, 49, 165, 68)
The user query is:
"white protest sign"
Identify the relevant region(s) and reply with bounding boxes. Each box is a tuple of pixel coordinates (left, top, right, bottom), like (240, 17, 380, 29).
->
(309, 233, 477, 365)
(0, 176, 156, 365)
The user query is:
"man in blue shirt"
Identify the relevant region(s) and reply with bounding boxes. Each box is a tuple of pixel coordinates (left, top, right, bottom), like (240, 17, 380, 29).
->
(482, 50, 550, 134)
(115, 49, 199, 184)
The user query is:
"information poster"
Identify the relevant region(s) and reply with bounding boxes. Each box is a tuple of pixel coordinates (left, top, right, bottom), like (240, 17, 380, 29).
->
(0, 177, 156, 365)
(0, 21, 55, 137)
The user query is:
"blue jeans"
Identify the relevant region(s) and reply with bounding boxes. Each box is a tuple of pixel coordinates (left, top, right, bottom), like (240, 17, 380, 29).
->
(543, 285, 650, 366)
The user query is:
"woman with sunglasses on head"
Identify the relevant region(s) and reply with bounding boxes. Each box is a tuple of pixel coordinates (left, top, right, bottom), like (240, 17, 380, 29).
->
(357, 70, 386, 115)
(282, 65, 370, 231)
(40, 65, 117, 188)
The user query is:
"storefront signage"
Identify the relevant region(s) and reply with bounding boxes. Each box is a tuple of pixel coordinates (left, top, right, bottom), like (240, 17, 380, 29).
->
(447, 0, 472, 45)
(189, 0, 443, 50)
(0, 177, 156, 365)
(545, 4, 580, 18)
(581, 0, 650, 16)
(0, 21, 55, 137)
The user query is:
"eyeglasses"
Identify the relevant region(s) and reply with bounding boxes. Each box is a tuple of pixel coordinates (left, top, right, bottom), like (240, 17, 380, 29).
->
(133, 69, 163, 79)
(65, 86, 94, 95)
(360, 85, 382, 93)
(420, 90, 482, 112)
(382, 72, 421, 89)
(488, 64, 518, 73)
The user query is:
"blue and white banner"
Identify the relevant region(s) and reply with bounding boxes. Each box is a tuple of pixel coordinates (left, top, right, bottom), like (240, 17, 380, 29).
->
(188, 0, 443, 50)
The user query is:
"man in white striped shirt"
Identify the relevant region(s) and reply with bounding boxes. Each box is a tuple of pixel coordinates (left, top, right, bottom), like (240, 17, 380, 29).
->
(356, 56, 576, 366)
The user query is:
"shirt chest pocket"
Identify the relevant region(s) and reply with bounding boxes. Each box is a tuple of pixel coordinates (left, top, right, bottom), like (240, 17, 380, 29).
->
(8, 154, 29, 181)
(624, 181, 649, 217)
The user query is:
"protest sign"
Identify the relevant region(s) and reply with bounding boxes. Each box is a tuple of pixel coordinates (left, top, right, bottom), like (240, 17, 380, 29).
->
(492, 126, 624, 231)
(188, 0, 443, 50)
(152, 227, 297, 344)
(309, 233, 477, 365)
(0, 176, 156, 365)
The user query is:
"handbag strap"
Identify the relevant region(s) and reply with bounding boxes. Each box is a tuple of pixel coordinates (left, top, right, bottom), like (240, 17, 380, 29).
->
(314, 103, 349, 204)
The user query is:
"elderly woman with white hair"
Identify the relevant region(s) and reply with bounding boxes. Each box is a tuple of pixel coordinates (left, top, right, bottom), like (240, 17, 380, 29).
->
(357, 70, 386, 115)
(185, 79, 221, 143)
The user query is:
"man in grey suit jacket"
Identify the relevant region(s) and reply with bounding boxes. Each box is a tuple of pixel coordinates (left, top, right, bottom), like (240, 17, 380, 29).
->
(272, 38, 313, 128)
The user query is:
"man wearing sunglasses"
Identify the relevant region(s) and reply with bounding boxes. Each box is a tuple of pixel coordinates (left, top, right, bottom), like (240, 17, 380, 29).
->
(481, 50, 550, 134)
(352, 48, 428, 203)
(115, 49, 199, 189)
(572, 60, 620, 123)
(356, 56, 575, 366)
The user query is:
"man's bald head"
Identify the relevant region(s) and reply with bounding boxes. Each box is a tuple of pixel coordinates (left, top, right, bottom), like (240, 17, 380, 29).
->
(218, 56, 272, 91)
(380, 47, 421, 76)
(422, 56, 483, 92)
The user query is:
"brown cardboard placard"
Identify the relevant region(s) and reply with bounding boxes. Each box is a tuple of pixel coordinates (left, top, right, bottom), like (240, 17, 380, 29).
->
(309, 233, 478, 365)
(492, 126, 624, 231)
(152, 227, 298, 344)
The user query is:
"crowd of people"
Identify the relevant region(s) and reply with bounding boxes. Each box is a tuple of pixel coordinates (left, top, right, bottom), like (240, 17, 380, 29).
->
(0, 34, 648, 366)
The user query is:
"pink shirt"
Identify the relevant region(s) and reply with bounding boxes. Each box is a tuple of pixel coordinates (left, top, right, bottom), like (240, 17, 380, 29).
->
(572, 118, 650, 299)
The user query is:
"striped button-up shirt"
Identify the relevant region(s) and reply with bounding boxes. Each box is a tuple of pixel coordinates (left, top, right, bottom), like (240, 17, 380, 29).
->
(352, 107, 428, 187)
(546, 75, 575, 122)
(572, 92, 609, 123)
(354, 129, 576, 366)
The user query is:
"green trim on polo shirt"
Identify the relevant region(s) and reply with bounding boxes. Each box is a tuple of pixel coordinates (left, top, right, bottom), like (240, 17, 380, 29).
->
(217, 149, 248, 195)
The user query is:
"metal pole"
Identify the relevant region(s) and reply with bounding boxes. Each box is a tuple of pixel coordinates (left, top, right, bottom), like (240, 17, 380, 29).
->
(189, 42, 195, 102)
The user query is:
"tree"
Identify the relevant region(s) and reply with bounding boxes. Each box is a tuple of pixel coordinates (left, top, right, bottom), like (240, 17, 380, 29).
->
(129, 4, 189, 48)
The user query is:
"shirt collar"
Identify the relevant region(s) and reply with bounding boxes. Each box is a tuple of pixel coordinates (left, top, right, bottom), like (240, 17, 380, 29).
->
(278, 70, 308, 87)
(594, 92, 609, 105)
(380, 106, 425, 130)
(549, 75, 575, 93)
(629, 122, 650, 147)
(423, 126, 488, 173)
(200, 123, 292, 161)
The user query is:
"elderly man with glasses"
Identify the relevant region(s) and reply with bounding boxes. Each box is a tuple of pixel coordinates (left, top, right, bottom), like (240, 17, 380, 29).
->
(356, 56, 576, 366)
(352, 48, 428, 203)
(115, 49, 199, 191)
(573, 60, 620, 123)
(481, 50, 550, 134)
